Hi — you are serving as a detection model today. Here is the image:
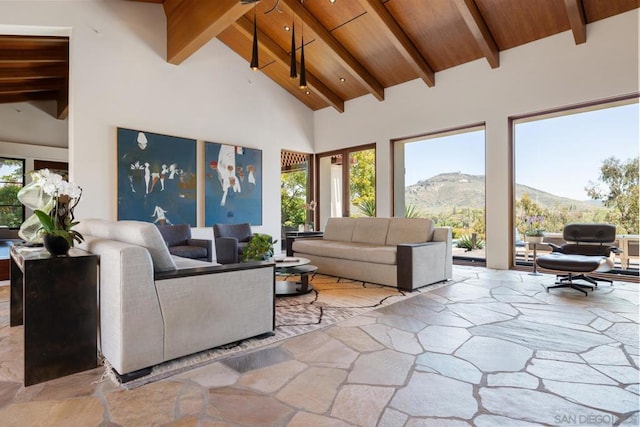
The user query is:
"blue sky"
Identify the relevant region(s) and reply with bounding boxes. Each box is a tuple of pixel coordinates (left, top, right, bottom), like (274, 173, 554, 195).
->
(405, 102, 639, 201)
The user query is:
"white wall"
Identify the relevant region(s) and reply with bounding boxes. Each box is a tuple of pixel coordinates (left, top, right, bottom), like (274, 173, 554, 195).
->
(0, 0, 315, 241)
(314, 10, 639, 269)
(0, 101, 68, 148)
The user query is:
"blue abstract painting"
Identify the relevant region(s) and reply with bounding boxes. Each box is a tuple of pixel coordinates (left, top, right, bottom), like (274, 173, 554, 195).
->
(117, 128, 197, 226)
(204, 141, 262, 226)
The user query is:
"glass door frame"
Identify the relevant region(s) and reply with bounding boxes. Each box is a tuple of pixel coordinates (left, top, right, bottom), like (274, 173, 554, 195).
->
(315, 143, 376, 228)
(281, 149, 315, 239)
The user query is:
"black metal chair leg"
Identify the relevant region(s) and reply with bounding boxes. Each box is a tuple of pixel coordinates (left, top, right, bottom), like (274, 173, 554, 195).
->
(546, 282, 592, 296)
(547, 273, 593, 296)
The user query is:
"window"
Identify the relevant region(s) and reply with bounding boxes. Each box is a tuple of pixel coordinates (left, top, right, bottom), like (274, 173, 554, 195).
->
(281, 150, 314, 244)
(395, 125, 486, 262)
(0, 158, 25, 229)
(317, 144, 376, 226)
(513, 98, 639, 273)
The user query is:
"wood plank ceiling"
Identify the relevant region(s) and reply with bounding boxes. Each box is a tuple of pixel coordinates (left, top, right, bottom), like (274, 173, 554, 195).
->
(0, 35, 69, 119)
(0, 0, 637, 117)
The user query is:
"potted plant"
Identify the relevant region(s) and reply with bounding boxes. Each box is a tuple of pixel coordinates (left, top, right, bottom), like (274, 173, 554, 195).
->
(242, 233, 277, 261)
(524, 215, 545, 243)
(27, 169, 84, 255)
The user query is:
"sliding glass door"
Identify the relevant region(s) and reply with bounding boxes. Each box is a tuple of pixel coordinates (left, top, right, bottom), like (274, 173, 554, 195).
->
(317, 144, 376, 229)
(513, 98, 639, 274)
(393, 125, 486, 263)
(281, 150, 313, 246)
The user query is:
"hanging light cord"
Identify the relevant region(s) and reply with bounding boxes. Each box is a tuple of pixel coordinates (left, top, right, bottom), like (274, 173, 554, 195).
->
(264, 0, 283, 14)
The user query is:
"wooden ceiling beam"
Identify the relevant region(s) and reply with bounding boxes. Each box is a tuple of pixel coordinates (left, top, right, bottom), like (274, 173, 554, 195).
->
(564, 0, 587, 44)
(453, 0, 500, 69)
(281, 0, 385, 102)
(163, 0, 253, 65)
(0, 63, 68, 79)
(57, 87, 68, 120)
(0, 91, 58, 103)
(234, 17, 345, 113)
(0, 78, 65, 93)
(360, 0, 435, 87)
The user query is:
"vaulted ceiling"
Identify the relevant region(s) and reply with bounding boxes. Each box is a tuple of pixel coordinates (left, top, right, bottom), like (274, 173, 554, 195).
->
(0, 0, 637, 117)
(129, 0, 640, 113)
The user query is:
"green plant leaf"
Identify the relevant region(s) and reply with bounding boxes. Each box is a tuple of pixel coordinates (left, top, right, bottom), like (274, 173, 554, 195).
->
(34, 209, 55, 232)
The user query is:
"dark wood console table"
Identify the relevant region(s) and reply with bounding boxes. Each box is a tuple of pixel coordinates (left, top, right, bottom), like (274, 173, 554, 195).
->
(285, 231, 323, 256)
(10, 245, 98, 386)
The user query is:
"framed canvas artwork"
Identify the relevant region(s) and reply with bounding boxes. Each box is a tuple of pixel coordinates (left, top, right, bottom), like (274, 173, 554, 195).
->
(117, 128, 197, 226)
(204, 141, 262, 226)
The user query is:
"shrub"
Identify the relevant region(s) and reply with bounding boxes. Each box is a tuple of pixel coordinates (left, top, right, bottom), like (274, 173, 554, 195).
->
(456, 234, 485, 251)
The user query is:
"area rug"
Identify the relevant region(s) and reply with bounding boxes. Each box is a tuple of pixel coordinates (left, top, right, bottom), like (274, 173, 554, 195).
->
(103, 274, 454, 388)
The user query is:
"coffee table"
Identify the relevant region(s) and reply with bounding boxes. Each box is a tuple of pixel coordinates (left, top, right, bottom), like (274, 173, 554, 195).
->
(274, 257, 318, 296)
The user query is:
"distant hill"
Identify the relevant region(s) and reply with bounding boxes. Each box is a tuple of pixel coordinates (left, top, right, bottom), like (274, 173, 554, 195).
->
(405, 172, 602, 214)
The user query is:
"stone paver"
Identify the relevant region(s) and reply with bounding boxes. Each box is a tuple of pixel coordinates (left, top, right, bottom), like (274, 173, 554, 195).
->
(455, 336, 532, 372)
(236, 360, 307, 393)
(276, 367, 347, 413)
(486, 372, 539, 389)
(360, 324, 424, 354)
(417, 325, 471, 353)
(480, 387, 617, 425)
(526, 358, 617, 384)
(391, 372, 477, 418)
(0, 268, 637, 426)
(415, 352, 482, 384)
(331, 385, 394, 426)
(581, 344, 630, 365)
(326, 326, 386, 352)
(543, 380, 639, 413)
(348, 350, 414, 385)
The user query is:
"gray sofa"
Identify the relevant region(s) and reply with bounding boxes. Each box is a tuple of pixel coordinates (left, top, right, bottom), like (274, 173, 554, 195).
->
(292, 217, 452, 290)
(75, 219, 275, 379)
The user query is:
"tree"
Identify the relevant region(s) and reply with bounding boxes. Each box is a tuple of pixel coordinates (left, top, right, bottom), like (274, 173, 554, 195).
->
(349, 150, 375, 215)
(280, 170, 307, 227)
(0, 159, 24, 228)
(586, 157, 639, 234)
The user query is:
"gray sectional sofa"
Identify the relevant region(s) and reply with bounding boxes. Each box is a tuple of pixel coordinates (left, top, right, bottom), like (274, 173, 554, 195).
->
(75, 219, 275, 379)
(292, 217, 452, 290)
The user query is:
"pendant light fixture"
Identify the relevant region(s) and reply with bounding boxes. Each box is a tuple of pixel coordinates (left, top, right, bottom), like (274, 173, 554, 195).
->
(289, 19, 297, 79)
(299, 37, 307, 89)
(250, 2, 259, 71)
(298, 0, 307, 89)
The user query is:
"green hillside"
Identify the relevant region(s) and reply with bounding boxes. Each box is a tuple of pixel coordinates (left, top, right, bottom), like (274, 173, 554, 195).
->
(405, 172, 602, 214)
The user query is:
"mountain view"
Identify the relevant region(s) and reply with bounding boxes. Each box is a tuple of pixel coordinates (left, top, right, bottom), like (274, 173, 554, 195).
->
(405, 172, 602, 214)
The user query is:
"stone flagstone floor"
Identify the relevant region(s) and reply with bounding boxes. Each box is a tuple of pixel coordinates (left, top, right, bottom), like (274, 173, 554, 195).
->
(0, 266, 638, 426)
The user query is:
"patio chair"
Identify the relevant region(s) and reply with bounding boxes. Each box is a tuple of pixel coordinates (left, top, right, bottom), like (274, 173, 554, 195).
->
(535, 223, 620, 296)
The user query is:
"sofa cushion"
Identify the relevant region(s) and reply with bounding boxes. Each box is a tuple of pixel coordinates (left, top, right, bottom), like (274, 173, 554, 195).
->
(351, 217, 390, 245)
(214, 223, 253, 243)
(293, 239, 396, 265)
(169, 245, 208, 260)
(157, 224, 191, 247)
(323, 217, 356, 242)
(76, 218, 177, 272)
(386, 218, 434, 246)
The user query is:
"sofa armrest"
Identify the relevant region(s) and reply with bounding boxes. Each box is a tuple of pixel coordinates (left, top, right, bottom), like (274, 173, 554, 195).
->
(187, 238, 213, 262)
(397, 241, 452, 291)
(78, 236, 165, 376)
(214, 236, 239, 264)
(287, 234, 324, 256)
(155, 259, 274, 280)
(154, 261, 276, 361)
(432, 227, 453, 278)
